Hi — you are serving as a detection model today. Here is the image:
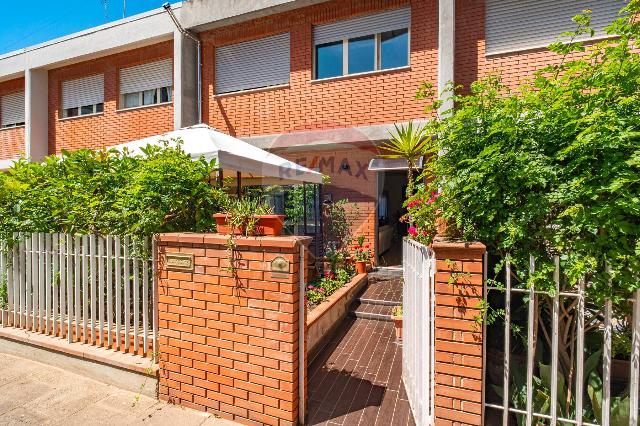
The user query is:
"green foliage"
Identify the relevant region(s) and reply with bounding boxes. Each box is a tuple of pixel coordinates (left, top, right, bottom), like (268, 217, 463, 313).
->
(323, 199, 356, 253)
(0, 140, 224, 241)
(412, 3, 640, 303)
(352, 235, 372, 262)
(497, 350, 630, 425)
(221, 196, 273, 237)
(306, 267, 354, 308)
(379, 121, 435, 196)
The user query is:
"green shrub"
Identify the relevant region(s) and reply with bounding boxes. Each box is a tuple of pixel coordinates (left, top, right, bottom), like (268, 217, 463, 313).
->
(411, 3, 640, 304)
(0, 140, 224, 241)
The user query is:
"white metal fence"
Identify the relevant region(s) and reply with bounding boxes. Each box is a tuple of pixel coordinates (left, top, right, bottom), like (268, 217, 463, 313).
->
(0, 233, 157, 357)
(484, 254, 640, 426)
(402, 238, 436, 426)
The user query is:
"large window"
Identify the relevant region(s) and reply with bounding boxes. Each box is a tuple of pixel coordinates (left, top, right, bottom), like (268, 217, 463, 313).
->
(119, 58, 173, 109)
(61, 74, 104, 119)
(313, 7, 410, 80)
(215, 33, 290, 94)
(0, 91, 25, 128)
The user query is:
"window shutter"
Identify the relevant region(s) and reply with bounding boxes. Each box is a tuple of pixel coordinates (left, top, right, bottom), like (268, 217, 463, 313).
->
(62, 74, 104, 110)
(215, 33, 290, 94)
(1, 91, 25, 126)
(486, 0, 623, 55)
(313, 7, 411, 46)
(119, 58, 173, 94)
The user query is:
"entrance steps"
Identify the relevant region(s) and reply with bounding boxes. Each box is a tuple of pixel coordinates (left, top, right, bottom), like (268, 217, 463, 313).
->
(348, 268, 402, 322)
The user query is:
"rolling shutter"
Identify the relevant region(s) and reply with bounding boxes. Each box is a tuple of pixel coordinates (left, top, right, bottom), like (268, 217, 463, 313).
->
(215, 33, 290, 94)
(62, 74, 104, 109)
(120, 58, 173, 94)
(1, 92, 25, 126)
(313, 7, 411, 46)
(486, 0, 624, 55)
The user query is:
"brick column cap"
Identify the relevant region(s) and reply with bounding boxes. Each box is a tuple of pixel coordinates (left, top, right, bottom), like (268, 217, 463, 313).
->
(156, 232, 312, 248)
(432, 236, 486, 257)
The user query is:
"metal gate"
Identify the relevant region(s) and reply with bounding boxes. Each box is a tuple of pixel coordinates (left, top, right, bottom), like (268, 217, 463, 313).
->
(402, 238, 436, 426)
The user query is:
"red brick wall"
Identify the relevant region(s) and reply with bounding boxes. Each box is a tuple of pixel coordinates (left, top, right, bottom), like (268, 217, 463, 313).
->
(280, 146, 377, 256)
(0, 78, 25, 160)
(201, 0, 437, 137)
(48, 41, 174, 155)
(432, 239, 486, 426)
(156, 233, 309, 426)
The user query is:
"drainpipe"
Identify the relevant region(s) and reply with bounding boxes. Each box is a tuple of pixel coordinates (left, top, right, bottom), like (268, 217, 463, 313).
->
(438, 0, 455, 119)
(163, 3, 202, 125)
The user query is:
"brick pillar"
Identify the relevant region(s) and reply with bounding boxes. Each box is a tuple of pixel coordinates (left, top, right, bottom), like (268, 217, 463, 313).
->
(432, 239, 486, 426)
(155, 233, 310, 426)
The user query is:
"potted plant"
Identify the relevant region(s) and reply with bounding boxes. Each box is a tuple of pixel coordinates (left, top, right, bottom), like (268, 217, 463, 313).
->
(392, 306, 403, 340)
(353, 235, 372, 274)
(214, 197, 285, 236)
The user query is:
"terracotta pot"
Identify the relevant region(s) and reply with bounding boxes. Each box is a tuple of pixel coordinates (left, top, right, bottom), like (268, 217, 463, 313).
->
(393, 316, 402, 340)
(213, 214, 285, 236)
(355, 261, 367, 274)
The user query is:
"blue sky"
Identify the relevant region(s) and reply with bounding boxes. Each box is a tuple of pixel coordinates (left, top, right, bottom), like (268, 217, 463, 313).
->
(0, 1, 178, 55)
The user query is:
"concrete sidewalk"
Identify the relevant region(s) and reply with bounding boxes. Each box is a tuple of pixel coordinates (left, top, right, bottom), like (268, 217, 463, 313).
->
(0, 352, 237, 426)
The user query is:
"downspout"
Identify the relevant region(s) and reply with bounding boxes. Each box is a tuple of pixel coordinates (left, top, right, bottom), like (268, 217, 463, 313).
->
(163, 3, 202, 124)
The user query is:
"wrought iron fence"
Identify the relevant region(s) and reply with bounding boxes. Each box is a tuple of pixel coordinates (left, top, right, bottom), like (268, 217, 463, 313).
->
(483, 254, 639, 426)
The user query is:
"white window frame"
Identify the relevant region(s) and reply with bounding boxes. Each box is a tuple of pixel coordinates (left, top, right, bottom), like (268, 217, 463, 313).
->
(313, 27, 411, 81)
(1, 92, 25, 129)
(118, 86, 173, 111)
(62, 102, 104, 119)
(0, 121, 25, 129)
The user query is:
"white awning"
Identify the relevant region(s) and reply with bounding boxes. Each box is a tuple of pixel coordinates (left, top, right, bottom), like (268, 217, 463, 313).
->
(111, 124, 323, 184)
(368, 156, 424, 171)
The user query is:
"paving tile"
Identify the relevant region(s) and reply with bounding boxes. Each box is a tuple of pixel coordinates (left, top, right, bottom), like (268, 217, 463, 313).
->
(307, 271, 413, 426)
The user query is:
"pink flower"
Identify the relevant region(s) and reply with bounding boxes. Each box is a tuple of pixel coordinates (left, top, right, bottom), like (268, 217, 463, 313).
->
(408, 226, 418, 237)
(319, 288, 326, 293)
(427, 191, 442, 205)
(307, 285, 315, 290)
(407, 200, 421, 208)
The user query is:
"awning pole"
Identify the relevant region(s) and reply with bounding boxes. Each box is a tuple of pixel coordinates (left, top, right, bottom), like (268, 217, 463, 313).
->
(217, 170, 223, 188)
(237, 171, 242, 196)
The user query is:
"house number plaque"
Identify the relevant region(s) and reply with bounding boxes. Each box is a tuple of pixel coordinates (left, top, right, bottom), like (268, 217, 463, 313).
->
(166, 253, 194, 272)
(270, 257, 289, 274)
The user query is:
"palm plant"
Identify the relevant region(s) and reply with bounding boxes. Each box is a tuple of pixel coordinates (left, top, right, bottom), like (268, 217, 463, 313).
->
(378, 121, 433, 196)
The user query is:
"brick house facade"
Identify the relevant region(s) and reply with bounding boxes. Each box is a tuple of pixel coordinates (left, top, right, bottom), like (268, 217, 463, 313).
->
(48, 42, 174, 154)
(0, 0, 614, 258)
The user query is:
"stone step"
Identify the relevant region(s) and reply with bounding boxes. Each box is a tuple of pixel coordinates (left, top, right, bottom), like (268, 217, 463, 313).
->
(356, 297, 398, 306)
(349, 301, 394, 322)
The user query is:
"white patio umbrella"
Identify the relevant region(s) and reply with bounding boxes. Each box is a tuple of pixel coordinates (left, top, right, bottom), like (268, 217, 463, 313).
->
(110, 124, 323, 185)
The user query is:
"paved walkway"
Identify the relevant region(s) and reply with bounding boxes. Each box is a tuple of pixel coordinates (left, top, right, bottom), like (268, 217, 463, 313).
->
(0, 352, 237, 426)
(307, 269, 414, 426)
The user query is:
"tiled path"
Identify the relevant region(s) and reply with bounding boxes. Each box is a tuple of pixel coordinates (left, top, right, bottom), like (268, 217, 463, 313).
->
(0, 352, 237, 426)
(307, 270, 414, 426)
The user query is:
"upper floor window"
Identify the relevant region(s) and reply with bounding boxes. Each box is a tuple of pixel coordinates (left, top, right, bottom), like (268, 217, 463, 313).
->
(215, 33, 290, 94)
(313, 7, 410, 80)
(485, 0, 622, 55)
(119, 58, 173, 109)
(61, 74, 104, 119)
(0, 91, 25, 128)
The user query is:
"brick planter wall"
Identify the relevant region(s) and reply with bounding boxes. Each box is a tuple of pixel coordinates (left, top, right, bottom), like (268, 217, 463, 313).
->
(155, 233, 310, 426)
(432, 239, 486, 426)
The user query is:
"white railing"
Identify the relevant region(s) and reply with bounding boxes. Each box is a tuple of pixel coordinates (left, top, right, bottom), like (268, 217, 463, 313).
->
(0, 233, 157, 358)
(483, 254, 640, 426)
(402, 238, 436, 426)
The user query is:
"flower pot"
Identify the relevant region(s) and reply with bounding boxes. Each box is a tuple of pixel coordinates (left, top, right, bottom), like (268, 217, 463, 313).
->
(355, 261, 367, 274)
(393, 316, 402, 340)
(213, 214, 285, 236)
